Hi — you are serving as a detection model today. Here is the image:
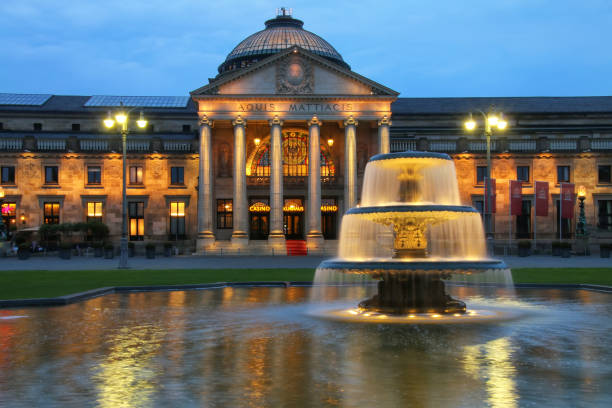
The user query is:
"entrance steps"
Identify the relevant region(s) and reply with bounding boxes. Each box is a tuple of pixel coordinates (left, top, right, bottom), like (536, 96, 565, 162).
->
(286, 240, 308, 256)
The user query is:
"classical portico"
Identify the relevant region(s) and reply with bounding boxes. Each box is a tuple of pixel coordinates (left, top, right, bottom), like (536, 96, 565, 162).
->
(191, 14, 397, 254)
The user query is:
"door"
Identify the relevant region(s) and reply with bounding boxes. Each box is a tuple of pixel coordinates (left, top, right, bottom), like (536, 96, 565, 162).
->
(250, 213, 269, 240)
(283, 213, 303, 239)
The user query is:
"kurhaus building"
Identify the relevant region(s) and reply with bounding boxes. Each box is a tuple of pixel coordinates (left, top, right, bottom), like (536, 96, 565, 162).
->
(1, 11, 611, 255)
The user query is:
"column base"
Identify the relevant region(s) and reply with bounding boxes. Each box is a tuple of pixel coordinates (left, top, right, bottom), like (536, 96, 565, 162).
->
(196, 235, 216, 253)
(268, 234, 286, 251)
(231, 233, 249, 248)
(306, 234, 325, 254)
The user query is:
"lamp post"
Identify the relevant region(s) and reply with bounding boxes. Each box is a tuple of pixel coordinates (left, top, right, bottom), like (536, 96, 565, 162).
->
(0, 188, 7, 241)
(576, 185, 587, 237)
(103, 103, 147, 268)
(464, 108, 508, 240)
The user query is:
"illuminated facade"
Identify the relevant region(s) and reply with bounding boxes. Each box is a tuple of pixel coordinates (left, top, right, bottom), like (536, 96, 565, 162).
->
(1, 11, 611, 254)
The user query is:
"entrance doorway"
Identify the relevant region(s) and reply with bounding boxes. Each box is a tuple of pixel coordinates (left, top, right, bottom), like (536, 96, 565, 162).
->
(249, 199, 270, 240)
(283, 198, 304, 239)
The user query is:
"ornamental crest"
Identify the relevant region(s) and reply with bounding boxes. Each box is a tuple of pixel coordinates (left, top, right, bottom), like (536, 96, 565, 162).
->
(276, 56, 313, 94)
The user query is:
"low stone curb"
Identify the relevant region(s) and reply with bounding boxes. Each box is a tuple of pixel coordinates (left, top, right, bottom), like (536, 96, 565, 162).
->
(0, 281, 610, 308)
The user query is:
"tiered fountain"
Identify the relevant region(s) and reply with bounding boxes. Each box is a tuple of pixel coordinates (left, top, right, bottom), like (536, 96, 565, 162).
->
(317, 151, 507, 315)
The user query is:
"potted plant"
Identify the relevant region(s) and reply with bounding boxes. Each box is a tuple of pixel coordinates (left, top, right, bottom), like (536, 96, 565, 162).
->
(560, 242, 572, 258)
(17, 243, 31, 260)
(93, 241, 104, 257)
(552, 241, 562, 256)
(59, 242, 72, 259)
(518, 240, 531, 257)
(128, 242, 135, 257)
(145, 243, 156, 259)
(104, 243, 114, 259)
(600, 242, 611, 258)
(163, 242, 173, 257)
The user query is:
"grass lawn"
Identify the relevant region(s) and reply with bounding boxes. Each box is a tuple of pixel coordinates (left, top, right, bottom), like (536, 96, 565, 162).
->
(0, 267, 610, 300)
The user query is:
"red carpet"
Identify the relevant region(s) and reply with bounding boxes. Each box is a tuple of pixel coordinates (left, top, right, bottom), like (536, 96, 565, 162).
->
(286, 240, 307, 256)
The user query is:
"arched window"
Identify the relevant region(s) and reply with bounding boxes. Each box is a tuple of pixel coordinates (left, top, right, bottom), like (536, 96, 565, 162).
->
(248, 129, 335, 179)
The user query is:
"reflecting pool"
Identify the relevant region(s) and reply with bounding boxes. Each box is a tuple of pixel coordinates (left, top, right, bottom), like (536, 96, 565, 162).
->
(0, 286, 610, 407)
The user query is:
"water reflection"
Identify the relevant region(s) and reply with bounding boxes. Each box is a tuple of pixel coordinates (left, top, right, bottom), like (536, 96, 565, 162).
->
(0, 287, 609, 407)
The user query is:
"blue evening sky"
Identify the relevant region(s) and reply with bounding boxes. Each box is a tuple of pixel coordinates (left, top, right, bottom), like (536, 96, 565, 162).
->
(1, 0, 611, 97)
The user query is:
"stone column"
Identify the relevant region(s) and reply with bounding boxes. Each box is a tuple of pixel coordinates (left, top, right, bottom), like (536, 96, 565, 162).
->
(231, 116, 249, 246)
(344, 116, 359, 212)
(196, 115, 215, 251)
(307, 116, 324, 250)
(268, 116, 285, 246)
(378, 115, 391, 154)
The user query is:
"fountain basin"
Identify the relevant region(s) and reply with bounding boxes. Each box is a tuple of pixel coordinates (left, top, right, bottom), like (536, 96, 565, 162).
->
(318, 259, 508, 274)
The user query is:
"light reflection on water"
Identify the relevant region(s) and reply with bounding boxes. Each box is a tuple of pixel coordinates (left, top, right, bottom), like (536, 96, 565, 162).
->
(0, 287, 610, 407)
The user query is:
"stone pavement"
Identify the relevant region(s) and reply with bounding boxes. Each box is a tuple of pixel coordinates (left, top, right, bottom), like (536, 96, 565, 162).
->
(1, 254, 610, 271)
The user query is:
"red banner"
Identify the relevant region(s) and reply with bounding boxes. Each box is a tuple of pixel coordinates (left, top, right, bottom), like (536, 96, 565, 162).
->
(535, 181, 549, 216)
(484, 178, 496, 214)
(510, 180, 523, 216)
(561, 183, 575, 219)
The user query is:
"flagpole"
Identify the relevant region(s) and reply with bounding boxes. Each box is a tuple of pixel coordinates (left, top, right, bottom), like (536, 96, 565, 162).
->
(559, 182, 563, 241)
(534, 181, 537, 252)
(509, 180, 512, 254)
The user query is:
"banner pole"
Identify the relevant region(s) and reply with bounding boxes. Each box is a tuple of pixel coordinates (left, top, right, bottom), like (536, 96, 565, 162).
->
(509, 181, 512, 254)
(559, 183, 563, 241)
(534, 181, 537, 251)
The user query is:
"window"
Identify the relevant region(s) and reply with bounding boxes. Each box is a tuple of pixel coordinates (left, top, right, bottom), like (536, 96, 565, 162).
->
(169, 201, 186, 239)
(44, 202, 60, 224)
(1, 202, 16, 238)
(473, 199, 484, 217)
(517, 166, 530, 183)
(72, 123, 81, 131)
(598, 200, 612, 231)
(128, 202, 145, 240)
(170, 167, 184, 185)
(148, 124, 155, 132)
(86, 202, 103, 223)
(45, 166, 59, 184)
(87, 166, 101, 184)
(217, 199, 233, 229)
(33, 123, 42, 131)
(0, 122, 3, 130)
(1, 166, 15, 184)
(599, 165, 611, 184)
(129, 166, 143, 184)
(516, 200, 532, 239)
(476, 166, 487, 184)
(182, 124, 191, 132)
(557, 166, 570, 183)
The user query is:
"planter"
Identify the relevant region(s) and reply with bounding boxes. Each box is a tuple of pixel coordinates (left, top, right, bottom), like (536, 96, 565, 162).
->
(146, 247, 156, 259)
(59, 248, 72, 260)
(94, 247, 104, 257)
(601, 246, 611, 258)
(18, 250, 31, 260)
(518, 247, 530, 257)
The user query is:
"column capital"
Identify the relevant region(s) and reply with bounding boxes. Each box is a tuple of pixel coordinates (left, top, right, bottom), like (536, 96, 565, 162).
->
(378, 115, 392, 127)
(308, 115, 322, 127)
(268, 115, 284, 127)
(344, 115, 358, 127)
(199, 115, 214, 128)
(232, 115, 247, 127)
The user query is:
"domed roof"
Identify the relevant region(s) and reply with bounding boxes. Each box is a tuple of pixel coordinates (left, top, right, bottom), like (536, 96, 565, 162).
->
(218, 12, 349, 75)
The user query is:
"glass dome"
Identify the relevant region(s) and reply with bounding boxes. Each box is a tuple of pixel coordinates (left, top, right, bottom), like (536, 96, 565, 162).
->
(218, 12, 349, 75)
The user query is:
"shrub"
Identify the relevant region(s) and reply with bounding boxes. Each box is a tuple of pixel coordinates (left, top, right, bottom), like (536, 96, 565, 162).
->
(59, 242, 73, 250)
(104, 243, 114, 251)
(518, 240, 531, 249)
(145, 243, 155, 250)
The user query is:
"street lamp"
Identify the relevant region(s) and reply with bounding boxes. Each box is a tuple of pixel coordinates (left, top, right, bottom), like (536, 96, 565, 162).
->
(464, 107, 509, 240)
(0, 188, 6, 241)
(103, 103, 147, 268)
(576, 185, 587, 237)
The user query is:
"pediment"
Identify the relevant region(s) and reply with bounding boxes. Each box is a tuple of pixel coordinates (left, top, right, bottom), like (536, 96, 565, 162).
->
(191, 47, 398, 98)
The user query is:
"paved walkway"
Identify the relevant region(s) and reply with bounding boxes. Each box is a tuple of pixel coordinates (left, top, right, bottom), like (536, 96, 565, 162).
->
(1, 254, 610, 271)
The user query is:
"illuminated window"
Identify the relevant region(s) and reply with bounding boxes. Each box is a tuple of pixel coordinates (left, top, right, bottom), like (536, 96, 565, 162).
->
(1, 203, 16, 235)
(129, 166, 143, 184)
(128, 202, 144, 240)
(557, 166, 570, 183)
(170, 167, 184, 185)
(87, 202, 103, 223)
(87, 166, 101, 184)
(217, 199, 233, 229)
(517, 166, 530, 183)
(169, 201, 186, 239)
(44, 202, 60, 224)
(45, 166, 59, 184)
(1, 166, 15, 184)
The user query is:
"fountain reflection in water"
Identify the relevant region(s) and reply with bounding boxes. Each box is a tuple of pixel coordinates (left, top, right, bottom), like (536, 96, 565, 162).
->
(313, 151, 512, 317)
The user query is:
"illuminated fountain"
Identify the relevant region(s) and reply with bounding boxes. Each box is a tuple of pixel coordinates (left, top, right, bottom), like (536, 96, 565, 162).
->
(316, 151, 507, 316)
